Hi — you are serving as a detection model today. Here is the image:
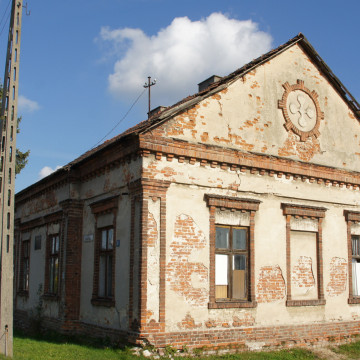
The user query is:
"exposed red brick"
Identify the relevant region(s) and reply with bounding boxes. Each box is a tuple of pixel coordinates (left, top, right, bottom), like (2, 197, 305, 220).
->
(167, 214, 208, 306)
(177, 313, 201, 330)
(292, 256, 315, 289)
(278, 132, 321, 162)
(327, 257, 347, 297)
(257, 265, 286, 303)
(147, 212, 158, 247)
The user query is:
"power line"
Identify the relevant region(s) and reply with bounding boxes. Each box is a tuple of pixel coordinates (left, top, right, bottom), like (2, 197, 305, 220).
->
(91, 88, 146, 149)
(0, 0, 11, 37)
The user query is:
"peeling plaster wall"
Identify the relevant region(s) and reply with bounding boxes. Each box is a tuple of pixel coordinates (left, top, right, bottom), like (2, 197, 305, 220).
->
(79, 194, 131, 330)
(80, 159, 142, 200)
(157, 44, 360, 171)
(15, 158, 142, 330)
(143, 155, 360, 332)
(147, 198, 160, 323)
(16, 185, 68, 221)
(16, 226, 47, 311)
(290, 232, 317, 300)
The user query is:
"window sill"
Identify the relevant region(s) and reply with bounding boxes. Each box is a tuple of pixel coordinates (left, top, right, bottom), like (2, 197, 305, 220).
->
(348, 297, 360, 304)
(42, 293, 59, 301)
(91, 298, 115, 307)
(286, 299, 326, 307)
(208, 300, 257, 309)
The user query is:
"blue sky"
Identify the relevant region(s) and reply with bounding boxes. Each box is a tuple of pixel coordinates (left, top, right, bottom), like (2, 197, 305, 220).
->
(0, 0, 358, 192)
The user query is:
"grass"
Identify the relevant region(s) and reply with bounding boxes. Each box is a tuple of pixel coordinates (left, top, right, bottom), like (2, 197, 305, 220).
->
(0, 331, 137, 360)
(332, 340, 360, 359)
(4, 331, 360, 359)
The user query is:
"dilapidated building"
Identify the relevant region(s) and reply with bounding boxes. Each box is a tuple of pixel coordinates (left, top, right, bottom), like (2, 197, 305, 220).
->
(14, 33, 360, 350)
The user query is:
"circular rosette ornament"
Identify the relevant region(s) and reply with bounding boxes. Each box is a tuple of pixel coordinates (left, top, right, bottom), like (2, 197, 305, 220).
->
(278, 80, 324, 141)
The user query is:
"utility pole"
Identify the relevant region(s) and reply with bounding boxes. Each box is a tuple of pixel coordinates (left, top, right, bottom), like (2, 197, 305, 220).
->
(0, 0, 25, 356)
(143, 76, 156, 118)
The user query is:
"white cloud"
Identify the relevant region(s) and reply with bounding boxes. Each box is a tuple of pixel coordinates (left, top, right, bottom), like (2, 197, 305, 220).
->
(99, 13, 272, 106)
(18, 95, 40, 113)
(39, 165, 62, 179)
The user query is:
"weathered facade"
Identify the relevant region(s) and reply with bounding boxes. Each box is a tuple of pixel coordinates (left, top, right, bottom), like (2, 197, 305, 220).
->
(14, 34, 360, 350)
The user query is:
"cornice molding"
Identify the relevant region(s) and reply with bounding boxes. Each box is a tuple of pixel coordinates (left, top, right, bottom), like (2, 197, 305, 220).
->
(139, 135, 360, 190)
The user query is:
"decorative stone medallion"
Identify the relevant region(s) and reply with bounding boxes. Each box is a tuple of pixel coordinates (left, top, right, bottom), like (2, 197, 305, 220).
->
(278, 80, 324, 141)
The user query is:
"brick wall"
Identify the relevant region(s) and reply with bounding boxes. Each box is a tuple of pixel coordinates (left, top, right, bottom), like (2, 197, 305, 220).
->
(167, 214, 208, 306)
(327, 257, 347, 297)
(257, 265, 286, 303)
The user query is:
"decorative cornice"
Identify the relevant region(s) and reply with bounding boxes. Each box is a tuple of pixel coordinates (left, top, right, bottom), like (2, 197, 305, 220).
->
(281, 203, 327, 218)
(344, 210, 360, 223)
(90, 195, 119, 216)
(17, 210, 63, 231)
(139, 135, 360, 191)
(205, 194, 261, 211)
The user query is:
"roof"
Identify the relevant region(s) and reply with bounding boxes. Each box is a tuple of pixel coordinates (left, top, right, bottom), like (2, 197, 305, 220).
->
(17, 33, 360, 195)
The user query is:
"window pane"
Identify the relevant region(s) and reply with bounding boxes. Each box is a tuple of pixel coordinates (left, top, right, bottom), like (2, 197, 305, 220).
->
(216, 227, 229, 248)
(101, 230, 107, 250)
(23, 259, 29, 291)
(54, 258, 59, 293)
(353, 259, 360, 296)
(108, 229, 113, 250)
(99, 255, 106, 297)
(233, 228, 247, 250)
(107, 255, 113, 297)
(352, 236, 360, 256)
(55, 236, 59, 253)
(51, 237, 55, 254)
(49, 259, 54, 293)
(233, 254, 246, 299)
(233, 254, 246, 270)
(215, 254, 228, 298)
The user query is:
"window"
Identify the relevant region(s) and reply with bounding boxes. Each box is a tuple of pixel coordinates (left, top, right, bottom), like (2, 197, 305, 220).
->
(90, 195, 118, 307)
(282, 203, 326, 307)
(34, 235, 41, 250)
(215, 226, 248, 300)
(48, 235, 59, 295)
(345, 210, 360, 304)
(352, 235, 360, 296)
(21, 240, 30, 292)
(98, 227, 114, 298)
(205, 194, 260, 309)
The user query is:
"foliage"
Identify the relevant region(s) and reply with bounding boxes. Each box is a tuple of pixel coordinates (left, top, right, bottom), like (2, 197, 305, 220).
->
(0, 85, 30, 176)
(15, 116, 30, 175)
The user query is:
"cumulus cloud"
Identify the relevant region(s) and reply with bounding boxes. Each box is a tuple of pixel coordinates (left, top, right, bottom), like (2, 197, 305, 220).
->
(99, 13, 272, 105)
(39, 165, 62, 179)
(18, 95, 40, 113)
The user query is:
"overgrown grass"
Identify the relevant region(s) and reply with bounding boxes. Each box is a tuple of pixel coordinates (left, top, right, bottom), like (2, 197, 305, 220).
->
(0, 331, 350, 360)
(185, 348, 319, 359)
(0, 330, 138, 360)
(332, 340, 360, 359)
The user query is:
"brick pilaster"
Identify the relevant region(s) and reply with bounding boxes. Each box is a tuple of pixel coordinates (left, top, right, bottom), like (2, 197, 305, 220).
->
(60, 199, 84, 322)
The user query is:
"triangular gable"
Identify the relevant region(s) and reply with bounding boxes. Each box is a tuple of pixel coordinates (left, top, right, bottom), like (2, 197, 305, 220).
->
(147, 37, 360, 172)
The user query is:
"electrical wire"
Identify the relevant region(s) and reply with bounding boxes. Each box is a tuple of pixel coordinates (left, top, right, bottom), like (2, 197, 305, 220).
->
(0, 0, 11, 38)
(91, 88, 146, 149)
